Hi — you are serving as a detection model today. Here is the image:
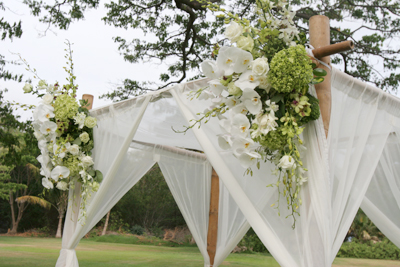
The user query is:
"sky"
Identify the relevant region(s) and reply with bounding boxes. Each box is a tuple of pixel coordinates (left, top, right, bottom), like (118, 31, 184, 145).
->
(2, 0, 170, 120)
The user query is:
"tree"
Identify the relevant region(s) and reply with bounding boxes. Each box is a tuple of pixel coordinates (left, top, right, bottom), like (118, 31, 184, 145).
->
(21, 0, 400, 100)
(16, 190, 68, 238)
(0, 2, 23, 82)
(0, 89, 40, 234)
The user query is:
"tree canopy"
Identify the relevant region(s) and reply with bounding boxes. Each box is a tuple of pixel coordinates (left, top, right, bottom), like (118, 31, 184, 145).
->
(0, 1, 23, 82)
(20, 0, 400, 99)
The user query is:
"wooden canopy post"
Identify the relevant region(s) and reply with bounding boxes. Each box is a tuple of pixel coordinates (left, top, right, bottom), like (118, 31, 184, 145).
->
(82, 94, 94, 110)
(207, 168, 219, 266)
(309, 15, 331, 137)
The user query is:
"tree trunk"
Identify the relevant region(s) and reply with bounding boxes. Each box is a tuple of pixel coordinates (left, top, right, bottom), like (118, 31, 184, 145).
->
(102, 210, 111, 236)
(9, 191, 17, 234)
(56, 216, 63, 238)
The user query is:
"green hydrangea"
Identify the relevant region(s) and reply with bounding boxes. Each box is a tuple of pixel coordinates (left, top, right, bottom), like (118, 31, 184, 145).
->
(254, 129, 288, 151)
(298, 93, 320, 126)
(54, 94, 79, 122)
(268, 45, 313, 93)
(63, 155, 81, 177)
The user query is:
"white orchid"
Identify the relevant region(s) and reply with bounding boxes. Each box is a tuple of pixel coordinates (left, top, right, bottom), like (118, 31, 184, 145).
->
(231, 113, 251, 137)
(208, 79, 226, 96)
(217, 46, 253, 76)
(51, 166, 70, 181)
(238, 151, 261, 168)
(231, 103, 248, 115)
(235, 70, 260, 91)
(232, 137, 256, 157)
(241, 89, 262, 115)
(40, 121, 57, 135)
(34, 104, 55, 122)
(218, 134, 233, 150)
(42, 178, 54, 189)
(201, 60, 222, 79)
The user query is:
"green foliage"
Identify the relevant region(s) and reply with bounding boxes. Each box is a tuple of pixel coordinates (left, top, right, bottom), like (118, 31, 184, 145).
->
(337, 238, 400, 260)
(0, 2, 24, 82)
(112, 164, 185, 230)
(238, 228, 270, 253)
(130, 224, 145, 235)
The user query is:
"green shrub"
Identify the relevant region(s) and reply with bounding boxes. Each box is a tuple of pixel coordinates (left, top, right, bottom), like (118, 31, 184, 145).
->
(238, 228, 269, 253)
(130, 225, 145, 235)
(337, 238, 400, 260)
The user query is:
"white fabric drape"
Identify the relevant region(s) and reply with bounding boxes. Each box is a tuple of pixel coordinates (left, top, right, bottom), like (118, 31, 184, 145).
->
(361, 131, 400, 248)
(56, 95, 154, 267)
(154, 144, 212, 267)
(56, 67, 400, 267)
(171, 67, 400, 267)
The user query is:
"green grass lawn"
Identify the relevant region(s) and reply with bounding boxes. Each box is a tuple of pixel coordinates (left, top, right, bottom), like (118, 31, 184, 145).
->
(0, 236, 399, 267)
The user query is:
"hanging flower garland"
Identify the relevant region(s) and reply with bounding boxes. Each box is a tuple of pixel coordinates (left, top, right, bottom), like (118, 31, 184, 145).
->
(23, 41, 103, 218)
(184, 0, 326, 227)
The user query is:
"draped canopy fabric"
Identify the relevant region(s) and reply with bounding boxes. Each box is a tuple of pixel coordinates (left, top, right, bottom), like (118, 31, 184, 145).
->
(56, 68, 400, 267)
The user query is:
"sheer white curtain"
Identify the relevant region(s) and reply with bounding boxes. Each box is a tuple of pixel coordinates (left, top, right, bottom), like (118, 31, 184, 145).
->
(56, 95, 155, 267)
(361, 130, 400, 248)
(171, 67, 400, 267)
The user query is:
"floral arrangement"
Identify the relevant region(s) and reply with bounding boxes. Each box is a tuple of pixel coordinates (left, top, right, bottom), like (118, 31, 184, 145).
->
(187, 0, 326, 227)
(23, 42, 102, 217)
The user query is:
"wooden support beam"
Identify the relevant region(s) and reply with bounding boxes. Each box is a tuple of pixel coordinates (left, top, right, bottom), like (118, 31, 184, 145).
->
(312, 40, 354, 59)
(309, 15, 331, 137)
(207, 168, 219, 266)
(82, 94, 94, 110)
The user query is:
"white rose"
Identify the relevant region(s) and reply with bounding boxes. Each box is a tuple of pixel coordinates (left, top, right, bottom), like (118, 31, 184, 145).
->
(224, 21, 243, 42)
(23, 83, 33, 93)
(236, 36, 254, 52)
(56, 181, 69, 191)
(277, 155, 296, 169)
(68, 144, 80, 155)
(81, 156, 94, 167)
(42, 94, 54, 105)
(84, 116, 97, 128)
(79, 132, 90, 143)
(252, 57, 269, 76)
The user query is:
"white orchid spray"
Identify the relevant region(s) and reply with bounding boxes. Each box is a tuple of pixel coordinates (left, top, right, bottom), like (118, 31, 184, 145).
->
(182, 0, 327, 228)
(23, 41, 103, 220)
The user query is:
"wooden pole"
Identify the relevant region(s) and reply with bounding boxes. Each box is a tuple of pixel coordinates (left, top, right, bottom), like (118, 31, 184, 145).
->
(309, 15, 331, 137)
(82, 94, 94, 110)
(207, 168, 219, 266)
(312, 40, 354, 59)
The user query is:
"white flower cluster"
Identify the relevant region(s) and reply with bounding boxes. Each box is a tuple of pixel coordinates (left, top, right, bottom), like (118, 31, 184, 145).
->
(256, 0, 299, 47)
(200, 44, 282, 169)
(30, 80, 98, 192)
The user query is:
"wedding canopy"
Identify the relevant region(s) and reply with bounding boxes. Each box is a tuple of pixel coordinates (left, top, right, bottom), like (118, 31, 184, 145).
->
(56, 67, 400, 267)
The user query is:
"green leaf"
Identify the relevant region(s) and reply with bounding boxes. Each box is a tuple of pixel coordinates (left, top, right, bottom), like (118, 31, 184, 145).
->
(95, 170, 103, 183)
(313, 68, 327, 77)
(270, 94, 284, 103)
(311, 63, 317, 69)
(88, 170, 96, 177)
(310, 77, 325, 84)
(73, 137, 81, 145)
